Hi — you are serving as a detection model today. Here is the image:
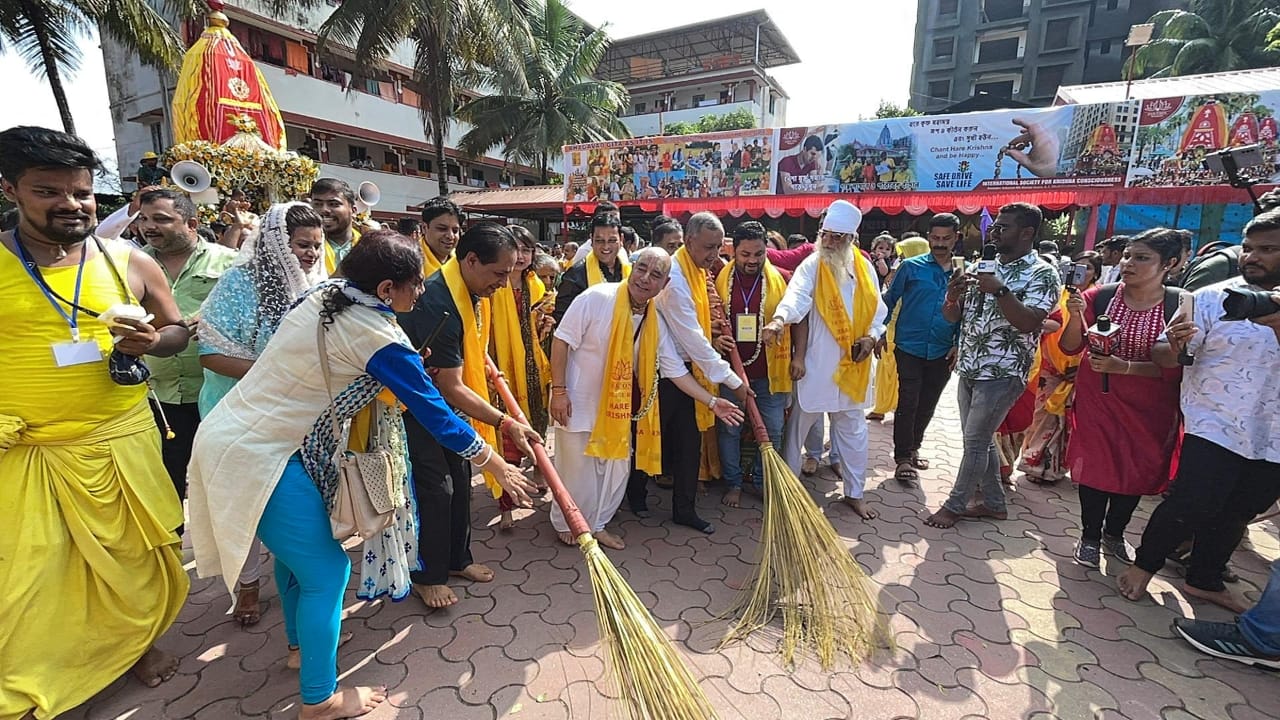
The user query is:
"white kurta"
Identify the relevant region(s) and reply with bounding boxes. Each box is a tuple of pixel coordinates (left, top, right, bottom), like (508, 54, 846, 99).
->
(187, 293, 401, 593)
(773, 253, 889, 413)
(551, 283, 686, 531)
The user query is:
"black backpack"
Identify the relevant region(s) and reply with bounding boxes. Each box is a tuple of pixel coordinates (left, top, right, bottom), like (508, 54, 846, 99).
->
(1092, 283, 1186, 324)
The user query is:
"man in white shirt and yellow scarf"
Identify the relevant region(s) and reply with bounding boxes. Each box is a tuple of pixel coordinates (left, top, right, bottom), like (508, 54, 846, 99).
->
(548, 247, 743, 549)
(763, 200, 889, 520)
(637, 212, 749, 533)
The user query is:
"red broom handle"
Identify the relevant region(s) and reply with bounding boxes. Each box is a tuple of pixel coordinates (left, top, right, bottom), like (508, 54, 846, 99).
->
(484, 356, 592, 538)
(713, 305, 772, 445)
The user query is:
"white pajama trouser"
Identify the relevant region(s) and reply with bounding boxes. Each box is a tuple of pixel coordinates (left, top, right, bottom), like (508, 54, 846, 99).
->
(239, 536, 265, 585)
(784, 407, 869, 499)
(549, 428, 631, 533)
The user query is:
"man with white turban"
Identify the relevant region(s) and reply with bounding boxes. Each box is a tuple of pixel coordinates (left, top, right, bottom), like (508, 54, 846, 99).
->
(763, 200, 888, 519)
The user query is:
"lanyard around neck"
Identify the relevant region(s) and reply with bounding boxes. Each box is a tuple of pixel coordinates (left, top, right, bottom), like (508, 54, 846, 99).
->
(14, 227, 90, 341)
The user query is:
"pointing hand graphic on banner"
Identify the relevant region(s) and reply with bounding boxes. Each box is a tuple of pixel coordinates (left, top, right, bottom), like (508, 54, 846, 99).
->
(1002, 118, 1061, 178)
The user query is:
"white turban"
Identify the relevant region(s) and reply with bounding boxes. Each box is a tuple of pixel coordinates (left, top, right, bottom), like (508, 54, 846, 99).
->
(821, 200, 862, 235)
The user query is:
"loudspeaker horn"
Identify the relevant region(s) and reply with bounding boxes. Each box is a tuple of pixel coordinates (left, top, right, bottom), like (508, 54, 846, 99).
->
(170, 160, 212, 194)
(355, 181, 381, 213)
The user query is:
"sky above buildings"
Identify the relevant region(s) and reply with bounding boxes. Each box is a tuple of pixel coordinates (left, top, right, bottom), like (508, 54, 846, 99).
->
(0, 1, 917, 182)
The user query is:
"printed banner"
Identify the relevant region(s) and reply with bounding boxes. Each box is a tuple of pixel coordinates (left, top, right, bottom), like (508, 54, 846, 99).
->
(562, 128, 777, 202)
(771, 105, 1130, 196)
(561, 92, 1280, 200)
(1126, 92, 1280, 187)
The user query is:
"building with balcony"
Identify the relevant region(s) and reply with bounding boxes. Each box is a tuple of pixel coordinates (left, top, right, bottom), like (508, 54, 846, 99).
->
(908, 0, 1188, 113)
(598, 10, 799, 137)
(101, 0, 543, 219)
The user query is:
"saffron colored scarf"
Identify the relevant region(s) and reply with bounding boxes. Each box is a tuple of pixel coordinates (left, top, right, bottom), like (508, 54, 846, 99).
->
(584, 251, 631, 287)
(441, 257, 500, 497)
(814, 251, 879, 404)
(715, 261, 792, 395)
(673, 246, 717, 430)
(584, 280, 662, 475)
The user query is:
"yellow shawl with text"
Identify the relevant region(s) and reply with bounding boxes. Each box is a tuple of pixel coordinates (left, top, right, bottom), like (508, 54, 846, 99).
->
(441, 257, 500, 497)
(716, 261, 792, 395)
(585, 280, 662, 475)
(814, 252, 878, 404)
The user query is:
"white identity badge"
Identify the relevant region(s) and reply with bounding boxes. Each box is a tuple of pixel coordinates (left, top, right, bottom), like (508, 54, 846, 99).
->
(52, 339, 104, 367)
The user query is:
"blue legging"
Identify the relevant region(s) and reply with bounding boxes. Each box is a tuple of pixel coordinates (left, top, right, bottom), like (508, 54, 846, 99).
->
(256, 455, 350, 704)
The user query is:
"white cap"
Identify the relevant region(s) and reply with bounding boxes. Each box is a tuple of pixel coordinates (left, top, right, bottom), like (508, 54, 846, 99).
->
(821, 200, 862, 235)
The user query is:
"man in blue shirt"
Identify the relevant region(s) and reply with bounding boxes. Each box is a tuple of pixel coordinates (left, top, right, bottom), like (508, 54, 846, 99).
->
(880, 213, 961, 485)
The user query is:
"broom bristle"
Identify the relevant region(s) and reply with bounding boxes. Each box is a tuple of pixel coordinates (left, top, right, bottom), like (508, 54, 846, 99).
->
(721, 443, 892, 669)
(577, 535, 719, 720)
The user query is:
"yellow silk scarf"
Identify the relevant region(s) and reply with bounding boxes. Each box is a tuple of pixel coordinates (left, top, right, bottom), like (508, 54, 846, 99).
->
(420, 239, 446, 278)
(322, 227, 361, 275)
(441, 257, 500, 496)
(584, 251, 631, 287)
(674, 246, 717, 430)
(491, 272, 551, 421)
(814, 252, 878, 404)
(585, 281, 662, 475)
(716, 261, 792, 395)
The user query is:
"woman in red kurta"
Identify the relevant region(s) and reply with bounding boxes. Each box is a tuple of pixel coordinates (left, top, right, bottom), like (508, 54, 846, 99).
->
(1058, 228, 1186, 569)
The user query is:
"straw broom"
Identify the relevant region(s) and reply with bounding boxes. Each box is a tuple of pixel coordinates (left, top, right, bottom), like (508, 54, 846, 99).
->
(712, 303, 891, 669)
(484, 356, 718, 720)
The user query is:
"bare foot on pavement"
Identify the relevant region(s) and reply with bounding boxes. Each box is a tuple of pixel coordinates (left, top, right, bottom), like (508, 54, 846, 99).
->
(722, 488, 741, 508)
(1183, 582, 1250, 613)
(131, 646, 178, 688)
(451, 563, 494, 583)
(840, 497, 878, 520)
(413, 583, 458, 609)
(594, 530, 626, 550)
(299, 685, 387, 720)
(1117, 565, 1154, 601)
(924, 508, 961, 529)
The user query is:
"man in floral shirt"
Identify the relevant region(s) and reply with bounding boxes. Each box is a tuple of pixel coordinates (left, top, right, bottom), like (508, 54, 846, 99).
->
(925, 203, 1061, 529)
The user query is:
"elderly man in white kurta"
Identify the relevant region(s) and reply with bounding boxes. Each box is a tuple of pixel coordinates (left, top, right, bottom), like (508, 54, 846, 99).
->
(763, 200, 888, 520)
(548, 248, 743, 550)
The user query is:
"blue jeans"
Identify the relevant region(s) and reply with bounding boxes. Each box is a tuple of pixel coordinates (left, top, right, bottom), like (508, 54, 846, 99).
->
(257, 455, 351, 705)
(1240, 559, 1280, 655)
(942, 376, 1026, 515)
(718, 378, 785, 489)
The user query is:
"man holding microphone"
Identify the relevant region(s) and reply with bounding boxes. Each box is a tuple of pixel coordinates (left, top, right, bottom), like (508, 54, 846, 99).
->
(924, 203, 1061, 530)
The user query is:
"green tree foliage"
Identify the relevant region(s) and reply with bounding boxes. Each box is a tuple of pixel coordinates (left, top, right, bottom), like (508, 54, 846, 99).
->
(275, 0, 528, 196)
(455, 0, 629, 183)
(1133, 0, 1280, 79)
(663, 107, 758, 135)
(0, 0, 202, 134)
(873, 100, 921, 119)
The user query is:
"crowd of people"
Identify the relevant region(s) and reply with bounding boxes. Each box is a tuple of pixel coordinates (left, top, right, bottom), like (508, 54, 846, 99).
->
(3, 123, 1280, 720)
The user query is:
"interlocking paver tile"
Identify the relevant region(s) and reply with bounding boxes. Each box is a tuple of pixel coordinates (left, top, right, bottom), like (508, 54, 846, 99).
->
(1001, 598, 1081, 641)
(1078, 664, 1182, 720)
(61, 378, 1271, 720)
(1138, 662, 1248, 719)
(894, 669, 989, 720)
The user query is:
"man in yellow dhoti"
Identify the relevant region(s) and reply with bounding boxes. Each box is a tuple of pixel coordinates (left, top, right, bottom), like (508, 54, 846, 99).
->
(0, 127, 192, 719)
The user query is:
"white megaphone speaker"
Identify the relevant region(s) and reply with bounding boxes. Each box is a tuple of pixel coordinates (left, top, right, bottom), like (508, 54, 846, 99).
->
(170, 160, 219, 205)
(355, 181, 380, 213)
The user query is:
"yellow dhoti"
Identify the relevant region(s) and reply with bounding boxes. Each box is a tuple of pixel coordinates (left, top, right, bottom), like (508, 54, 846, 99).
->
(0, 241, 187, 720)
(0, 401, 188, 719)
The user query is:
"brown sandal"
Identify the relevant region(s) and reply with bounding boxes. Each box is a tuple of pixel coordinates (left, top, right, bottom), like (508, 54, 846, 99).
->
(234, 580, 262, 627)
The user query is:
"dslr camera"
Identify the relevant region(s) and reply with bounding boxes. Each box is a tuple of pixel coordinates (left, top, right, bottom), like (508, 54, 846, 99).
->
(1222, 286, 1280, 321)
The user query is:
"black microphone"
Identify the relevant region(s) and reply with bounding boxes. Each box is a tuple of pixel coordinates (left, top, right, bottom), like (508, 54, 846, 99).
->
(977, 243, 998, 274)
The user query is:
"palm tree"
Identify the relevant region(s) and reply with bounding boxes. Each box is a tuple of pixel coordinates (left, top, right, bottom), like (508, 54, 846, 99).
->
(454, 0, 629, 183)
(277, 0, 525, 197)
(0, 0, 201, 135)
(1132, 0, 1280, 79)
